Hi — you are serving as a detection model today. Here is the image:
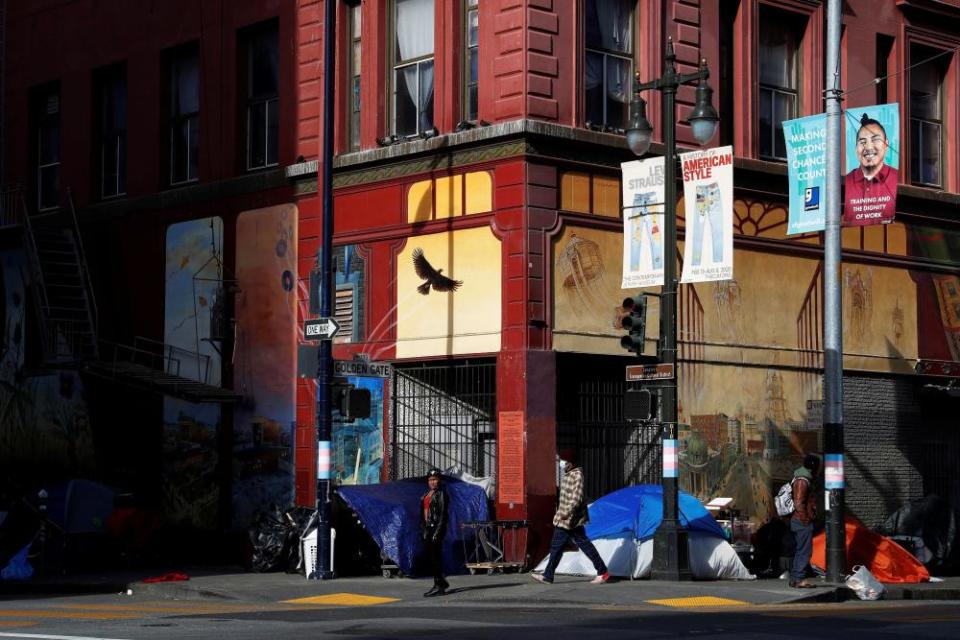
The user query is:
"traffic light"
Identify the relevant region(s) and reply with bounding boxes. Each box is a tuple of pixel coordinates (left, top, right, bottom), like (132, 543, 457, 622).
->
(620, 295, 648, 355)
(332, 377, 372, 421)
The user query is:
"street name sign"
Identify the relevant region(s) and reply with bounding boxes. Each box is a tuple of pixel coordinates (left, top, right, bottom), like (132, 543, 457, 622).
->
(625, 363, 675, 381)
(304, 317, 340, 340)
(334, 359, 392, 378)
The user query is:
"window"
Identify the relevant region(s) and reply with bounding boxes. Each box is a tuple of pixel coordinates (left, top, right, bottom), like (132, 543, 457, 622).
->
(392, 0, 434, 137)
(910, 44, 946, 188)
(347, 3, 362, 151)
(584, 0, 633, 130)
(96, 64, 127, 198)
(243, 22, 279, 169)
(875, 34, 894, 105)
(758, 7, 802, 160)
(168, 45, 200, 184)
(33, 84, 60, 210)
(463, 0, 479, 122)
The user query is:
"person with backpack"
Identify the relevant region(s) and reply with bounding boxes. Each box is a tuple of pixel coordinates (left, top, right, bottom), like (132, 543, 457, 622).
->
(789, 454, 821, 588)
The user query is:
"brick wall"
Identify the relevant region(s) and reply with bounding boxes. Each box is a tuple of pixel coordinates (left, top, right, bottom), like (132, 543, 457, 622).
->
(843, 375, 926, 528)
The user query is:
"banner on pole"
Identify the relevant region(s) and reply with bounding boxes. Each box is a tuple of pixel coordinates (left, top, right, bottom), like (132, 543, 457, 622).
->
(843, 103, 900, 226)
(783, 114, 827, 235)
(621, 158, 666, 289)
(680, 145, 734, 283)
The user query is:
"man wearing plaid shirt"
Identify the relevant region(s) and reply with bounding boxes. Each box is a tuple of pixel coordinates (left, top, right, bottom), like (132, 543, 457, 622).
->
(532, 452, 610, 584)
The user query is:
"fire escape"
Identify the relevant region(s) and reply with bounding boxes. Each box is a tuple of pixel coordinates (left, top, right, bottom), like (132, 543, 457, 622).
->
(0, 187, 240, 404)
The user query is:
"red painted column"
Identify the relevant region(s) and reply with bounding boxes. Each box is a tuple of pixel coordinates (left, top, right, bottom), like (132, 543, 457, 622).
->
(494, 160, 559, 563)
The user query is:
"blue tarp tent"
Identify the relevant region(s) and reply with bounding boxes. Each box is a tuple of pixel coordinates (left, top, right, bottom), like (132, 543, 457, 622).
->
(585, 484, 725, 541)
(337, 477, 489, 577)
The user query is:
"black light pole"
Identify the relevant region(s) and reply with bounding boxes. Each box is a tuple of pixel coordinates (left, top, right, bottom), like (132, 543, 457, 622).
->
(313, 0, 336, 580)
(626, 38, 719, 581)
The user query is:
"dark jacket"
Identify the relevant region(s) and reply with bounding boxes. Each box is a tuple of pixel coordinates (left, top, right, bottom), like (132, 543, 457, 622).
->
(791, 466, 816, 525)
(420, 487, 448, 542)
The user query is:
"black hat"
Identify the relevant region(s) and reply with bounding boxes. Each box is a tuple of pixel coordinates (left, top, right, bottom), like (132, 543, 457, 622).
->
(426, 468, 442, 478)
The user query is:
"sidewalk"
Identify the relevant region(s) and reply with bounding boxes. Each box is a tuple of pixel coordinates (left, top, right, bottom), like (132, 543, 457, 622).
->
(5, 568, 958, 607)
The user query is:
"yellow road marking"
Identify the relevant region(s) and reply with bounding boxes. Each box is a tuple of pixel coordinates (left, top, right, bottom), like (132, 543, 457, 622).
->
(0, 610, 138, 620)
(645, 596, 750, 608)
(0, 622, 38, 627)
(284, 593, 400, 606)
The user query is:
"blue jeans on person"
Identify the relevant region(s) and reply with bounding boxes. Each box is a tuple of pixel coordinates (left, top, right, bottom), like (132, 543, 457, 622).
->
(790, 517, 813, 583)
(542, 526, 608, 582)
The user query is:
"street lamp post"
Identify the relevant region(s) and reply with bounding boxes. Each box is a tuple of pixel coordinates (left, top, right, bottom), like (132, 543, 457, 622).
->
(626, 38, 719, 581)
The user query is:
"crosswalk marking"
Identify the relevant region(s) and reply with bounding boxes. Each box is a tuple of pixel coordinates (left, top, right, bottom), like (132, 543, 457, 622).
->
(645, 596, 749, 608)
(284, 593, 400, 606)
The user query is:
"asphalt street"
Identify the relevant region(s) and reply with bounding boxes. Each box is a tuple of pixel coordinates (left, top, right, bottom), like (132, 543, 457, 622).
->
(0, 591, 958, 639)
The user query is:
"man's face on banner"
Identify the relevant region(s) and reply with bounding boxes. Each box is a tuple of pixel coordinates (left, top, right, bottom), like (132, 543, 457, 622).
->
(855, 123, 889, 175)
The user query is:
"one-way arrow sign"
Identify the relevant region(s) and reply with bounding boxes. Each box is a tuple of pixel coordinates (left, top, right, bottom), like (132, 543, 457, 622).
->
(304, 317, 341, 340)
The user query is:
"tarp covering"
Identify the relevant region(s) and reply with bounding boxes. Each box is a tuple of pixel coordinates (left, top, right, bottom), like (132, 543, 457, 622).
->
(337, 477, 489, 577)
(535, 485, 752, 580)
(585, 484, 725, 541)
(812, 515, 930, 584)
(877, 495, 959, 571)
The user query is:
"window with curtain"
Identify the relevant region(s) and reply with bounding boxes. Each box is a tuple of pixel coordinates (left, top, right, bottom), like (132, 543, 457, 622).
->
(910, 44, 946, 188)
(464, 0, 479, 122)
(169, 45, 200, 184)
(97, 64, 127, 199)
(758, 7, 802, 160)
(584, 0, 633, 131)
(244, 22, 279, 170)
(34, 84, 60, 210)
(348, 2, 362, 151)
(393, 0, 434, 137)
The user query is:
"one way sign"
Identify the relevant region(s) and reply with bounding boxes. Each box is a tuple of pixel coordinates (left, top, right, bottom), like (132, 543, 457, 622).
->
(304, 317, 341, 340)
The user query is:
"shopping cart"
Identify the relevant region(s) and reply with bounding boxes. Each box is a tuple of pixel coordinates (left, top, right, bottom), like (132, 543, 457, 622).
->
(460, 520, 528, 574)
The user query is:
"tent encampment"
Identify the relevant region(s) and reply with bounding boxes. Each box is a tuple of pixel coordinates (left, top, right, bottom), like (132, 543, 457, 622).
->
(534, 484, 755, 580)
(811, 515, 930, 584)
(337, 476, 488, 577)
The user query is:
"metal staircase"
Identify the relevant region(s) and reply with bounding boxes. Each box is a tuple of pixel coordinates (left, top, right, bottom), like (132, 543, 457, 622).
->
(20, 188, 99, 366)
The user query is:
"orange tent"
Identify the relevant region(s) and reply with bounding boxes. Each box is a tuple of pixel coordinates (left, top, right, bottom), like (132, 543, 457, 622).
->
(811, 516, 930, 583)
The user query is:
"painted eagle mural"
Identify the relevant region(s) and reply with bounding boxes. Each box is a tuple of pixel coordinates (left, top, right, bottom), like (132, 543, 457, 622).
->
(412, 248, 463, 295)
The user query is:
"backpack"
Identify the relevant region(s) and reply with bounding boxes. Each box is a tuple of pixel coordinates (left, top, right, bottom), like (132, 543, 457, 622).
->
(774, 479, 795, 517)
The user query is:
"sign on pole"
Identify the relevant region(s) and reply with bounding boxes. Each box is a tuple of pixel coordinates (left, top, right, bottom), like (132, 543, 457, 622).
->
(304, 317, 341, 340)
(843, 103, 900, 226)
(679, 145, 734, 283)
(783, 113, 828, 235)
(625, 363, 675, 381)
(621, 157, 666, 289)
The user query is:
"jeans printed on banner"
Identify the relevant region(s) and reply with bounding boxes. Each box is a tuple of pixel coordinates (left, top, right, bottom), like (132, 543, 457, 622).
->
(630, 192, 663, 271)
(691, 182, 724, 267)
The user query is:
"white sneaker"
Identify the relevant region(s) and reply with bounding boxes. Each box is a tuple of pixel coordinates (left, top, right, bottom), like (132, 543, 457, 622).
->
(590, 572, 610, 584)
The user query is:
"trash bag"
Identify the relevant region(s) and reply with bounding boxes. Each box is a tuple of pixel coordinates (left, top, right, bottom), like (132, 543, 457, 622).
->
(248, 505, 315, 573)
(877, 495, 959, 572)
(845, 565, 885, 601)
(0, 543, 34, 581)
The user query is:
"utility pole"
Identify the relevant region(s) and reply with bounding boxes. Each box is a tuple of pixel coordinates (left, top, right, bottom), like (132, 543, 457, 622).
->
(823, 0, 847, 583)
(313, 0, 336, 580)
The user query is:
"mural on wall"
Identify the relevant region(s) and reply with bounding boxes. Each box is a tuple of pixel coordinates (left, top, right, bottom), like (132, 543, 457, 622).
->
(162, 217, 224, 529)
(552, 225, 660, 356)
(332, 376, 384, 485)
(0, 248, 94, 482)
(233, 204, 297, 528)
(552, 191, 928, 523)
(393, 227, 501, 359)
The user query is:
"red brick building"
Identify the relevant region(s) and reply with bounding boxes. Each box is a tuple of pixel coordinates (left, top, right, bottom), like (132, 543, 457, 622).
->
(2, 1, 959, 563)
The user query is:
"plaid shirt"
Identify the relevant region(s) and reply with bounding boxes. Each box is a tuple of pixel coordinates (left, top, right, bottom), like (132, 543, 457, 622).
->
(553, 467, 588, 529)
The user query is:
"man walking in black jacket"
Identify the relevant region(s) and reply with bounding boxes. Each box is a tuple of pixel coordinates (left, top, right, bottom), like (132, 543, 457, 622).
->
(421, 468, 449, 597)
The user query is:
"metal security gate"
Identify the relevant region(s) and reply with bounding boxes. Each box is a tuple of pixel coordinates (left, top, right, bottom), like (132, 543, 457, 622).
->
(557, 354, 661, 502)
(390, 360, 497, 481)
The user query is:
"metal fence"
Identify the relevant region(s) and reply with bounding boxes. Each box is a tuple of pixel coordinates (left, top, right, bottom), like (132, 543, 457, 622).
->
(390, 360, 497, 481)
(557, 355, 662, 502)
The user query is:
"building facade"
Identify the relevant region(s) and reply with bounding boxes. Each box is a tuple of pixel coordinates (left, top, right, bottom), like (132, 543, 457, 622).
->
(2, 0, 959, 561)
